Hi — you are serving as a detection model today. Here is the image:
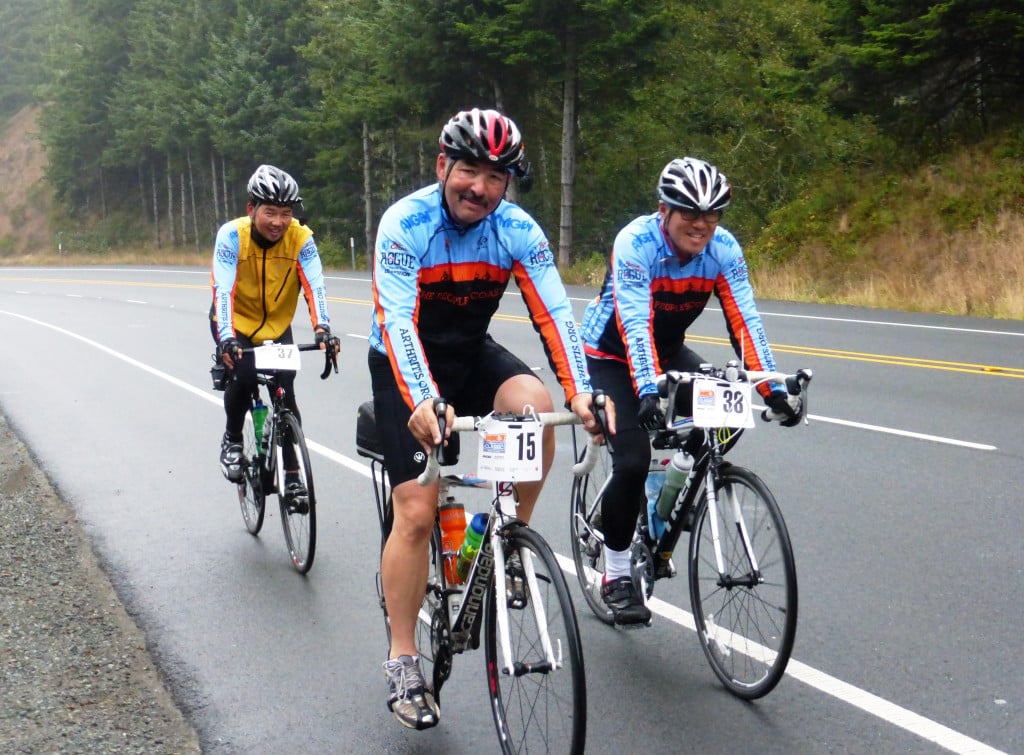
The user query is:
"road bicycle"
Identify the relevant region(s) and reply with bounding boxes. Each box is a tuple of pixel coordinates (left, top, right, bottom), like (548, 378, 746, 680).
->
(357, 398, 596, 753)
(229, 341, 337, 574)
(570, 362, 811, 699)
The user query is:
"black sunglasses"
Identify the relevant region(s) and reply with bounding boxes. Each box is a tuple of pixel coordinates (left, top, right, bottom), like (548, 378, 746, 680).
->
(675, 207, 723, 223)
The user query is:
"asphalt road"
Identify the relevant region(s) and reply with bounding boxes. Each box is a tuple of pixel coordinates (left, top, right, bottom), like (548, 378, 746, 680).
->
(0, 266, 1020, 754)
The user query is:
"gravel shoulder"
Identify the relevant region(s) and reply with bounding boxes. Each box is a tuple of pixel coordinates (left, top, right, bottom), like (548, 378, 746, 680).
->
(0, 411, 201, 754)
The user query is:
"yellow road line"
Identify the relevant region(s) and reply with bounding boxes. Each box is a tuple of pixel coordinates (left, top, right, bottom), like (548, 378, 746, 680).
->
(685, 335, 1024, 378)
(5, 277, 1020, 378)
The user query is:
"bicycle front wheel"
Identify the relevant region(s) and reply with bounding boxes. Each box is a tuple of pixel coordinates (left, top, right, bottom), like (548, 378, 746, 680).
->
(276, 412, 317, 574)
(237, 408, 266, 535)
(688, 465, 797, 700)
(568, 442, 614, 625)
(485, 525, 586, 754)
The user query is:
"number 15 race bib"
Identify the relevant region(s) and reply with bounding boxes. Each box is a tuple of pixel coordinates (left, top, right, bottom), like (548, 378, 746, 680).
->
(474, 413, 543, 482)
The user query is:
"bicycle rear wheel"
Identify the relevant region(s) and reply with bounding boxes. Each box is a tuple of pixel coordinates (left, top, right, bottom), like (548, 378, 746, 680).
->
(276, 412, 317, 574)
(237, 408, 266, 535)
(485, 525, 586, 754)
(568, 443, 614, 625)
(688, 465, 797, 699)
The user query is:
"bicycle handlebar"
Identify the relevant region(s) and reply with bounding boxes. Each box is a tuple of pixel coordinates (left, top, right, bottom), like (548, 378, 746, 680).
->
(656, 363, 813, 426)
(240, 342, 339, 380)
(418, 410, 582, 487)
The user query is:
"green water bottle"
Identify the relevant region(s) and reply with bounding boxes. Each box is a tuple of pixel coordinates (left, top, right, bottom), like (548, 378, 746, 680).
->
(456, 513, 488, 582)
(252, 401, 268, 449)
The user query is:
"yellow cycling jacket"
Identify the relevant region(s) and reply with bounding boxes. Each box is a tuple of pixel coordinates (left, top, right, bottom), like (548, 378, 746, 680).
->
(210, 216, 331, 344)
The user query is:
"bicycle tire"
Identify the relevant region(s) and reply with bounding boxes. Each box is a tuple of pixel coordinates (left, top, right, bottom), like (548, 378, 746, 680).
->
(237, 408, 266, 535)
(568, 443, 614, 625)
(688, 464, 797, 700)
(276, 412, 317, 574)
(485, 525, 586, 754)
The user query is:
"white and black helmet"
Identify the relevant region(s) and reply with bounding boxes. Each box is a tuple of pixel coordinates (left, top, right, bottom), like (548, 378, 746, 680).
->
(247, 164, 302, 207)
(657, 157, 731, 212)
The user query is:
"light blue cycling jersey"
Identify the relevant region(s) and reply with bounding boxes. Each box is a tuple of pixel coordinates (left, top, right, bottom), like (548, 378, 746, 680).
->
(581, 211, 778, 399)
(370, 183, 591, 410)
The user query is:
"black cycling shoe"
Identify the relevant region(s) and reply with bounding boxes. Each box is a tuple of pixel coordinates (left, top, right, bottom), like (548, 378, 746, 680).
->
(601, 576, 652, 626)
(220, 433, 244, 483)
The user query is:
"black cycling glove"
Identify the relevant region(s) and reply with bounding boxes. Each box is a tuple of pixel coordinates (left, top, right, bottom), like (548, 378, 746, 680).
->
(217, 337, 242, 365)
(637, 394, 666, 431)
(763, 390, 802, 427)
(315, 326, 340, 353)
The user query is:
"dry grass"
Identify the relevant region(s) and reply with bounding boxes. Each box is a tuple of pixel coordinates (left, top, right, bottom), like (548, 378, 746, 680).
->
(0, 249, 211, 267)
(753, 210, 1024, 319)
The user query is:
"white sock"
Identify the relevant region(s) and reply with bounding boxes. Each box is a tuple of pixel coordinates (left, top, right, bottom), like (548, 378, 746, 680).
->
(604, 547, 632, 581)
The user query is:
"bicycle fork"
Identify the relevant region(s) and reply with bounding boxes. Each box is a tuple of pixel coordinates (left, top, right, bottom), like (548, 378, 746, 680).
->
(490, 529, 561, 677)
(705, 474, 762, 586)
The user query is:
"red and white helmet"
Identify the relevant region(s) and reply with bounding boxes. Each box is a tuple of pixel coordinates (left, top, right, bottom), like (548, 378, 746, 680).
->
(439, 108, 526, 173)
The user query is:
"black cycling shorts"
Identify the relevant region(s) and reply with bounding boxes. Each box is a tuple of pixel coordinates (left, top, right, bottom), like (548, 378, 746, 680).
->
(368, 336, 537, 485)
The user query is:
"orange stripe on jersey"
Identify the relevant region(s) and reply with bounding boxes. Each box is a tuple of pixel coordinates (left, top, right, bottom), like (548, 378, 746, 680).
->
(419, 261, 510, 285)
(297, 264, 318, 328)
(652, 275, 715, 296)
(614, 304, 659, 394)
(371, 280, 427, 410)
(512, 260, 576, 398)
(717, 276, 770, 397)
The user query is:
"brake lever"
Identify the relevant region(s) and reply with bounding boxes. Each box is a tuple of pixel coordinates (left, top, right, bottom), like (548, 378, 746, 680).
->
(320, 346, 339, 380)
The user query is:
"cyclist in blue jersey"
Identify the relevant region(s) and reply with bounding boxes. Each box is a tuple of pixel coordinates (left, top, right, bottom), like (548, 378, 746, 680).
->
(369, 108, 614, 730)
(581, 157, 803, 625)
(210, 165, 340, 495)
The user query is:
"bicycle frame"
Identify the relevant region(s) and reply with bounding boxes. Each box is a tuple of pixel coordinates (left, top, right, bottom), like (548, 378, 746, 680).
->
(251, 375, 293, 496)
(446, 478, 562, 676)
(369, 430, 565, 677)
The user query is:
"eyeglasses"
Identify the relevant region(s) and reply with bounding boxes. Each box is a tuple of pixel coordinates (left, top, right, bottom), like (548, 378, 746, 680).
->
(675, 207, 723, 223)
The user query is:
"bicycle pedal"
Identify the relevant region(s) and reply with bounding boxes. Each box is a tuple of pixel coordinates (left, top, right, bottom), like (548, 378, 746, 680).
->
(615, 617, 653, 629)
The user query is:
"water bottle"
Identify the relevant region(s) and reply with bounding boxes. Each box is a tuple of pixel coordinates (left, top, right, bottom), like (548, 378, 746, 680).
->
(645, 456, 668, 541)
(655, 451, 694, 522)
(438, 499, 467, 584)
(252, 401, 268, 448)
(456, 513, 488, 582)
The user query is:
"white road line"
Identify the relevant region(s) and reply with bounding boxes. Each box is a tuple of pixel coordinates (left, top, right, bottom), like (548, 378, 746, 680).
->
(804, 414, 997, 450)
(556, 554, 1007, 755)
(1, 309, 1010, 755)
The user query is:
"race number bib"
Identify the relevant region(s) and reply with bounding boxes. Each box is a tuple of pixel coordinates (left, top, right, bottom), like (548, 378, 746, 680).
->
(474, 413, 543, 482)
(691, 377, 754, 429)
(252, 343, 302, 371)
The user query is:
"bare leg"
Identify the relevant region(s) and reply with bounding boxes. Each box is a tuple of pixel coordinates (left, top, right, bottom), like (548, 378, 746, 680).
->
(381, 478, 439, 659)
(493, 374, 555, 524)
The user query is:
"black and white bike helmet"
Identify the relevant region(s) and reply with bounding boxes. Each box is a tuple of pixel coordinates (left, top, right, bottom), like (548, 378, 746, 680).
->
(657, 157, 731, 211)
(439, 108, 527, 174)
(247, 164, 302, 207)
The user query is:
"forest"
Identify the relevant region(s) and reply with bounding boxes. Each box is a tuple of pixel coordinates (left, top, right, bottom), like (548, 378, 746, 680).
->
(1, 0, 1022, 287)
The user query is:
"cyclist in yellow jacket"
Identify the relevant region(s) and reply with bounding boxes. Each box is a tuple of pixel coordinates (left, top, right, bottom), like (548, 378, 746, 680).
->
(210, 164, 339, 487)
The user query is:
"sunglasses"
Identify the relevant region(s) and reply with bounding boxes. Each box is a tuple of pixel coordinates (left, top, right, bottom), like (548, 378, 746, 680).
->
(675, 207, 723, 223)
